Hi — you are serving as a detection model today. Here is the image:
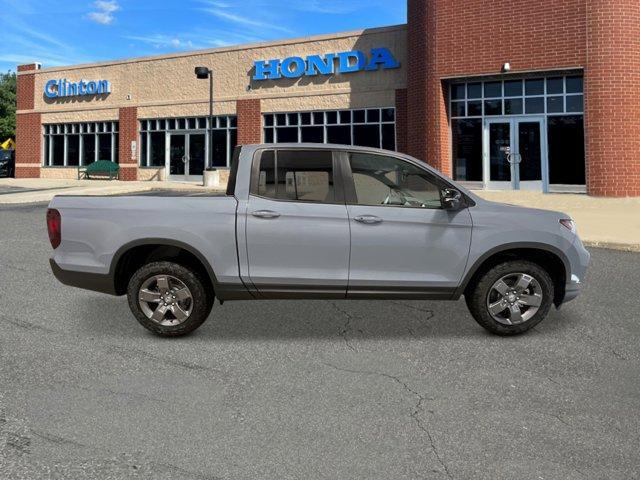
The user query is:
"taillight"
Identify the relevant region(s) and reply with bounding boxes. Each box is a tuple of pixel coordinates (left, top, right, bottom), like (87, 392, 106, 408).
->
(47, 208, 61, 249)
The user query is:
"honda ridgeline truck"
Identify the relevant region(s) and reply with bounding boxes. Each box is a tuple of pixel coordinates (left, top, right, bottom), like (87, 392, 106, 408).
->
(48, 144, 590, 337)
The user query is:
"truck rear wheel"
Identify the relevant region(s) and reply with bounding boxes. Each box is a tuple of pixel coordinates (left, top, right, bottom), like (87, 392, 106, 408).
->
(465, 260, 554, 336)
(127, 261, 213, 337)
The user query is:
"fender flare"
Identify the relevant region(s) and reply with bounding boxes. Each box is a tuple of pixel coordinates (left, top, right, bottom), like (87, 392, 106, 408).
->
(453, 241, 570, 299)
(110, 238, 220, 292)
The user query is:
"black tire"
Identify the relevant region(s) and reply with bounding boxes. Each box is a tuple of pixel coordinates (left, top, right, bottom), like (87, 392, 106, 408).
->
(465, 260, 554, 336)
(127, 261, 213, 337)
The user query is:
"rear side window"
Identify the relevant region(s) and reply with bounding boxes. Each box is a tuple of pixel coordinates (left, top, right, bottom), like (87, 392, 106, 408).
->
(254, 150, 335, 203)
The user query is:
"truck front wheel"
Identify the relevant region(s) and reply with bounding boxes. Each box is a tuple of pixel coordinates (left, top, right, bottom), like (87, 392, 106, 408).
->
(127, 261, 213, 337)
(465, 260, 554, 336)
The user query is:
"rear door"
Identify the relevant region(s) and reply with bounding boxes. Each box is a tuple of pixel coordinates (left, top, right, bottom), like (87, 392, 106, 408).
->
(342, 151, 473, 298)
(244, 148, 350, 298)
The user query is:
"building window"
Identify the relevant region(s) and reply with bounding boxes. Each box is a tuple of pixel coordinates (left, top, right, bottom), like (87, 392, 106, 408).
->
(139, 116, 237, 168)
(450, 75, 584, 119)
(451, 119, 483, 182)
(547, 116, 585, 185)
(263, 108, 396, 151)
(43, 122, 119, 166)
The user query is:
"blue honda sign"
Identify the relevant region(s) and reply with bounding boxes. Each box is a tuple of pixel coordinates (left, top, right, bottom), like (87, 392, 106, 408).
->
(253, 47, 400, 81)
(44, 79, 111, 99)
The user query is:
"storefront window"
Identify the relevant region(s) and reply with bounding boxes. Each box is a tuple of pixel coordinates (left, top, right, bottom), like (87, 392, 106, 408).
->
(452, 119, 483, 182)
(449, 74, 585, 188)
(547, 116, 585, 185)
(42, 122, 119, 166)
(263, 108, 396, 151)
(139, 116, 237, 168)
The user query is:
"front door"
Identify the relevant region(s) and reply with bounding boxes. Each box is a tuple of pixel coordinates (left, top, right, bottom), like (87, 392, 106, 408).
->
(484, 117, 545, 190)
(244, 149, 350, 298)
(168, 132, 206, 182)
(343, 151, 473, 297)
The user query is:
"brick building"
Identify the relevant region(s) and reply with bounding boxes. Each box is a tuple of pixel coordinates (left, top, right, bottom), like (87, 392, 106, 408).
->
(14, 0, 640, 196)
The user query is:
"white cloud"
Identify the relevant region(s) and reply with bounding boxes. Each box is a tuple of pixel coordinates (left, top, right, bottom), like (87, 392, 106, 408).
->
(87, 0, 120, 25)
(125, 34, 198, 50)
(203, 8, 293, 34)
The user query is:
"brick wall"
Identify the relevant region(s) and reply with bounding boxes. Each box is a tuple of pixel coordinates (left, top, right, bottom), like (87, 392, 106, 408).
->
(118, 107, 138, 181)
(585, 0, 640, 197)
(408, 0, 588, 180)
(15, 65, 41, 178)
(236, 99, 262, 145)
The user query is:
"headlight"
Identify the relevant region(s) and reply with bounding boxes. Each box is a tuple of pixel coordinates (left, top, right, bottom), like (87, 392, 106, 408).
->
(559, 218, 576, 233)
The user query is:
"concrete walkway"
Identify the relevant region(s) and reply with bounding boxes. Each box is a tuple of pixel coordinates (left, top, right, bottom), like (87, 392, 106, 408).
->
(476, 191, 640, 251)
(1, 178, 638, 251)
(0, 178, 223, 204)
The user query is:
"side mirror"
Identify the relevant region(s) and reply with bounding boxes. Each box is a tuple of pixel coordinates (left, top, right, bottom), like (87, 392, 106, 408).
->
(441, 188, 463, 210)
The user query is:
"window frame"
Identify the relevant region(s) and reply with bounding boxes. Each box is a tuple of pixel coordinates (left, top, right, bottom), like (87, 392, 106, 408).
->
(262, 108, 396, 151)
(249, 148, 346, 205)
(42, 121, 119, 167)
(339, 151, 459, 210)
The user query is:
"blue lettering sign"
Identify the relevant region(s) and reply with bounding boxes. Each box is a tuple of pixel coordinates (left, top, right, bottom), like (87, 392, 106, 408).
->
(43, 78, 111, 99)
(253, 47, 399, 81)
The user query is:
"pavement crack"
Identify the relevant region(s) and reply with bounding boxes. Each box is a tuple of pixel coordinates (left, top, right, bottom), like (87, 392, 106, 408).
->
(322, 362, 453, 479)
(330, 302, 357, 351)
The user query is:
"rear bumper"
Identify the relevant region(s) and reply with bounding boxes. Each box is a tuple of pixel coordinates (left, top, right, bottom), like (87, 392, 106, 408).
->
(50, 258, 117, 295)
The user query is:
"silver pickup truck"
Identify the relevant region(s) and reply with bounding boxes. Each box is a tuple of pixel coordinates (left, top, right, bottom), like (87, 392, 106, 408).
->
(48, 144, 590, 337)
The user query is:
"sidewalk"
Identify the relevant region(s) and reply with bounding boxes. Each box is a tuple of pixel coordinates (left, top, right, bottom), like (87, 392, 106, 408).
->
(0, 178, 223, 204)
(1, 178, 638, 251)
(476, 191, 640, 251)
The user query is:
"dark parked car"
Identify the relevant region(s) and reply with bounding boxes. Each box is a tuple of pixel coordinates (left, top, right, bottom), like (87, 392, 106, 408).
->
(0, 149, 15, 178)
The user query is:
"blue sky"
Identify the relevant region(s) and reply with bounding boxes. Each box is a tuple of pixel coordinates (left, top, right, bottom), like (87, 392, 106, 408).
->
(0, 0, 406, 73)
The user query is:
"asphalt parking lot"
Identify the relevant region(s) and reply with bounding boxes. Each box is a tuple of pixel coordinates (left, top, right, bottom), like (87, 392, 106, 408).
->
(0, 203, 639, 479)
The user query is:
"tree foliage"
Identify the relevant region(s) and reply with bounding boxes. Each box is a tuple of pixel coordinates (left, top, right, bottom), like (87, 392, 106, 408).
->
(0, 71, 17, 141)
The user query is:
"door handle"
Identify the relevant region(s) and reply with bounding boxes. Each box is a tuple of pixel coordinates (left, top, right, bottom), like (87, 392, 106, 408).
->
(354, 215, 383, 224)
(251, 210, 281, 219)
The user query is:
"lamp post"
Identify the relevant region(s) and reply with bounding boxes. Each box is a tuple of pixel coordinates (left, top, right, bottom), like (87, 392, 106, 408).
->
(195, 66, 213, 171)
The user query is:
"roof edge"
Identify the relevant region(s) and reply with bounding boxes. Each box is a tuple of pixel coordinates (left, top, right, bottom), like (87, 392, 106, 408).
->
(20, 24, 407, 75)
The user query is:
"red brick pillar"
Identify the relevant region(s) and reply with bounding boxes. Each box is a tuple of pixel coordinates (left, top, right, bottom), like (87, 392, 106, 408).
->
(407, 0, 451, 176)
(15, 64, 41, 178)
(395, 88, 408, 154)
(236, 99, 262, 145)
(118, 107, 138, 181)
(585, 0, 640, 196)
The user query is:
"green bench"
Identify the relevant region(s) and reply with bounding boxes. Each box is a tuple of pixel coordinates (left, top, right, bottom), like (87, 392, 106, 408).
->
(78, 160, 119, 180)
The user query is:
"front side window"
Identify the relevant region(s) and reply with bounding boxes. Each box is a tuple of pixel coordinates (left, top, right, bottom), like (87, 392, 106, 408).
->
(349, 153, 442, 209)
(254, 150, 335, 203)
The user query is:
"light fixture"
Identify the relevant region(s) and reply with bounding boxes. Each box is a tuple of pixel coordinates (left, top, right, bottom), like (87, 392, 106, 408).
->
(195, 66, 214, 171)
(502, 62, 511, 73)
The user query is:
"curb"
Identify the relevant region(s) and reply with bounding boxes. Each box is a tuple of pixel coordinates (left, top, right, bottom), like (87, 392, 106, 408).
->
(583, 241, 640, 253)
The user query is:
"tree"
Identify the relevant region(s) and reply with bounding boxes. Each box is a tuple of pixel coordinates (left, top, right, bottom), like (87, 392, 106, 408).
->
(0, 71, 17, 141)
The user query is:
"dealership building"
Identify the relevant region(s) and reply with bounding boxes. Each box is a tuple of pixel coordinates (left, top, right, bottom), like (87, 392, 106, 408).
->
(15, 0, 640, 196)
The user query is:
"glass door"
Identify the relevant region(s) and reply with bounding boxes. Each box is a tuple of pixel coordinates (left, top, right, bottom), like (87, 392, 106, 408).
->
(484, 120, 514, 190)
(186, 133, 206, 182)
(167, 131, 207, 182)
(515, 118, 545, 191)
(483, 118, 545, 190)
(168, 134, 186, 181)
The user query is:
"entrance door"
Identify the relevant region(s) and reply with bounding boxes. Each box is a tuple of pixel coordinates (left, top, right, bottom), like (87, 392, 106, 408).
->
(484, 117, 545, 190)
(168, 131, 207, 182)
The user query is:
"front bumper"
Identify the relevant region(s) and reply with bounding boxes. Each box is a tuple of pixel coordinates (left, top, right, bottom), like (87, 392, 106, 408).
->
(560, 236, 590, 305)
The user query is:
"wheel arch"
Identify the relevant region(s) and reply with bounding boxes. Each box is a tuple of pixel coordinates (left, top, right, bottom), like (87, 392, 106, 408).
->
(110, 239, 218, 296)
(456, 243, 569, 306)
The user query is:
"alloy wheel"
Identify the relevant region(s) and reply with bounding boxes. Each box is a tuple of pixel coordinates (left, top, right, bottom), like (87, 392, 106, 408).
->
(138, 275, 193, 326)
(486, 273, 543, 325)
